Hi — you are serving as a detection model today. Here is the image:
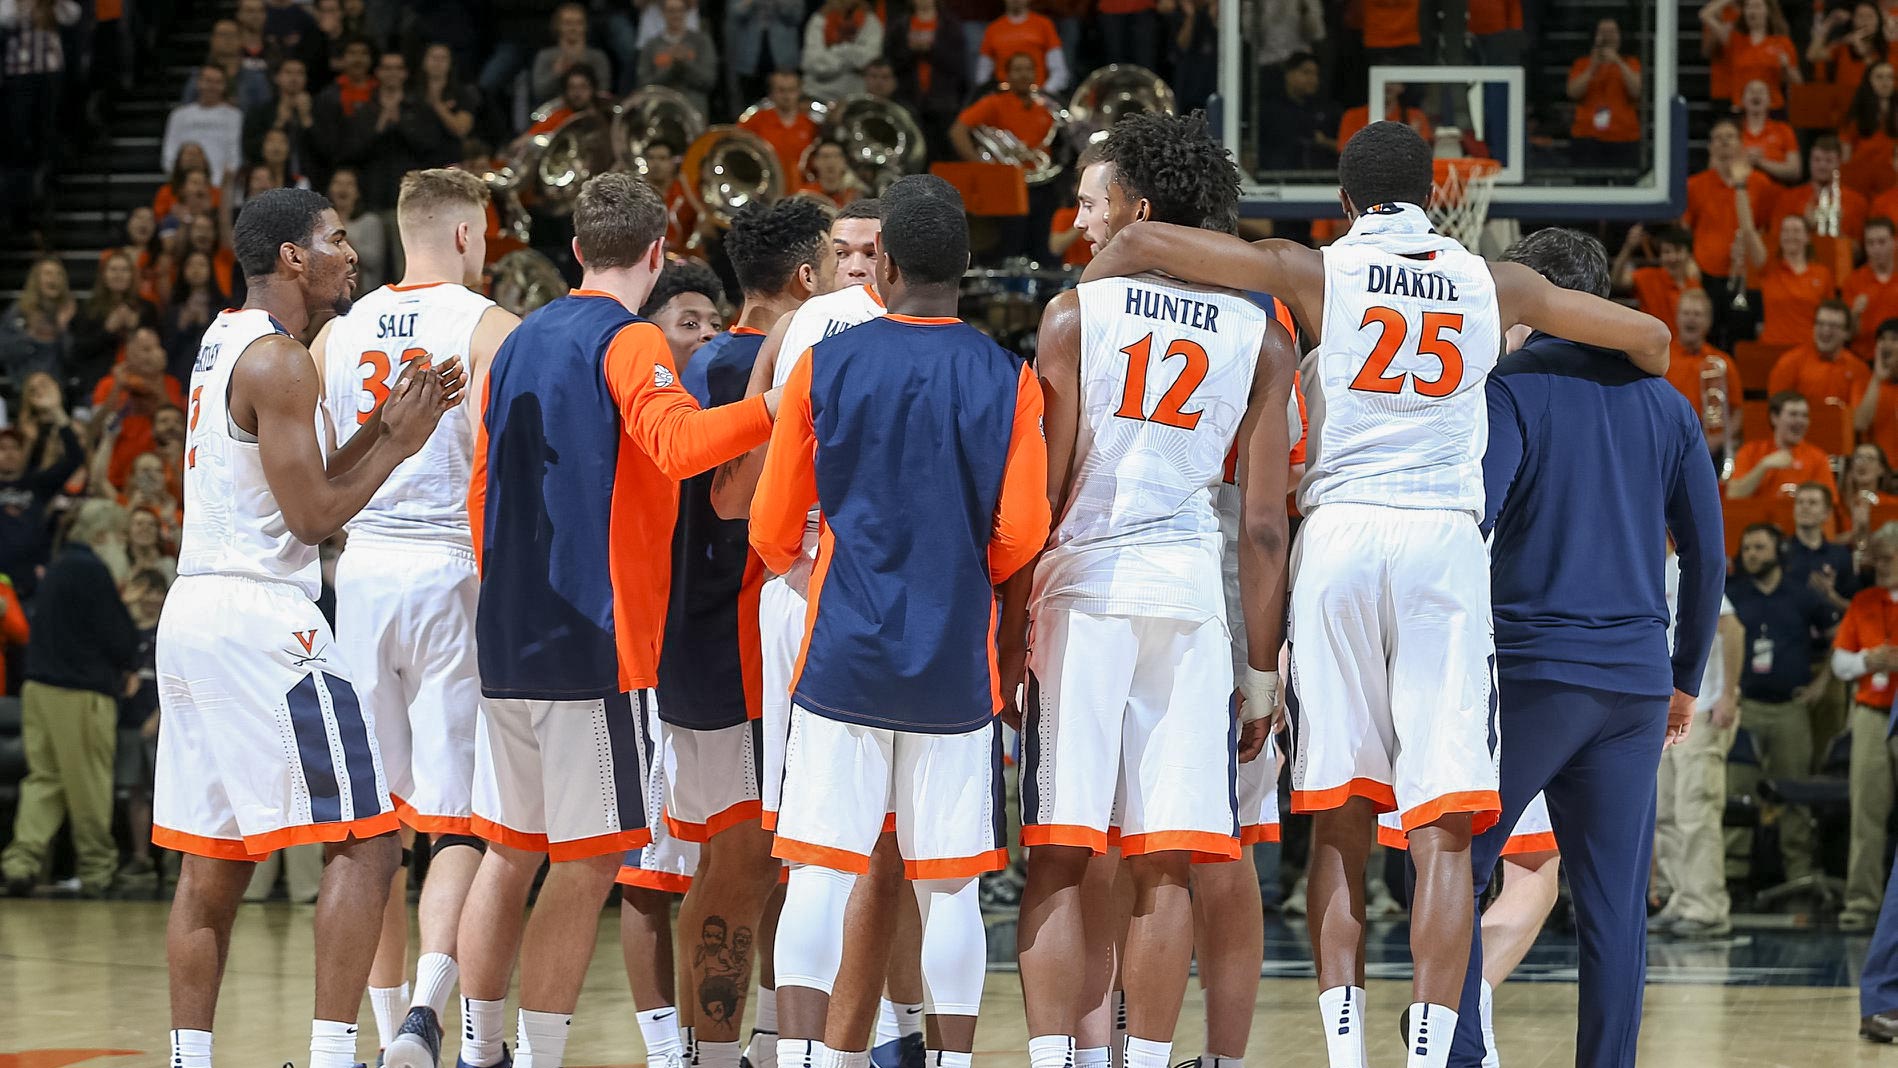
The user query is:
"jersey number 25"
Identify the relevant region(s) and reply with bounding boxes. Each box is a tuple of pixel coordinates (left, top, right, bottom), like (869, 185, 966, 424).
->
(1348, 307, 1465, 397)
(1113, 333, 1208, 430)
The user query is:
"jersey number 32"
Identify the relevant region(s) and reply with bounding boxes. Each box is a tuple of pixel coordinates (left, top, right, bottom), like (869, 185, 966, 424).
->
(355, 348, 427, 425)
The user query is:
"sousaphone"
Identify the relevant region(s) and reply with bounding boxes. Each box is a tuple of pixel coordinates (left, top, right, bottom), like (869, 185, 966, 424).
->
(821, 94, 928, 193)
(681, 126, 786, 231)
(1067, 63, 1177, 146)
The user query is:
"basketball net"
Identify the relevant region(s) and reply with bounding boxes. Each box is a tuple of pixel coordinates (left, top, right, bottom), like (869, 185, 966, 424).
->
(1427, 156, 1501, 254)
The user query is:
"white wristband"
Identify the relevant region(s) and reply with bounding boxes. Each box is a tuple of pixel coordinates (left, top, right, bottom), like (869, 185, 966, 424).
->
(1239, 668, 1280, 724)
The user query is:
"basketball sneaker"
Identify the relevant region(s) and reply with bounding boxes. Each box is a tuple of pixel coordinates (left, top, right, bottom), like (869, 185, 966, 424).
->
(385, 1007, 444, 1068)
(868, 1032, 923, 1068)
(454, 1047, 510, 1068)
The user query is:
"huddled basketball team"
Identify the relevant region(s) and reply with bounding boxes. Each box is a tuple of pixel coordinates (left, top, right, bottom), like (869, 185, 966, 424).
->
(147, 113, 1695, 1068)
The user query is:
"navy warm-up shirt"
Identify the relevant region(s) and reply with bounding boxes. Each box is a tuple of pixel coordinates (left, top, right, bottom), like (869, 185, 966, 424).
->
(1482, 333, 1726, 697)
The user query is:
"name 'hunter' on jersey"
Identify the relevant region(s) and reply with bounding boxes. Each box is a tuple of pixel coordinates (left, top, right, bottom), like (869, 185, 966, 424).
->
(1366, 263, 1460, 302)
(1124, 286, 1222, 332)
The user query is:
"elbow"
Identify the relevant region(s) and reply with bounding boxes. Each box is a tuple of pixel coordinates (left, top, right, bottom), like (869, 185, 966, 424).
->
(1242, 506, 1288, 560)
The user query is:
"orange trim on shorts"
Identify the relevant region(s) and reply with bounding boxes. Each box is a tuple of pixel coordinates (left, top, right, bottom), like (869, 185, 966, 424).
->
(762, 807, 779, 832)
(391, 794, 475, 837)
(903, 848, 1009, 879)
(1501, 831, 1559, 857)
(152, 825, 262, 861)
(772, 835, 873, 874)
(1239, 823, 1282, 846)
(666, 800, 765, 843)
(1377, 823, 1409, 850)
(1020, 823, 1110, 854)
(471, 815, 550, 852)
(1291, 778, 1398, 814)
(1117, 830, 1240, 863)
(157, 812, 401, 860)
(548, 827, 653, 862)
(617, 866, 694, 893)
(882, 812, 897, 834)
(1400, 790, 1501, 837)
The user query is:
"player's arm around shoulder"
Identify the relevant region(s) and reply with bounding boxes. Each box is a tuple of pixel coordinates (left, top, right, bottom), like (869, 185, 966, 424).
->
(1082, 224, 1322, 322)
(1492, 259, 1672, 375)
(712, 308, 794, 520)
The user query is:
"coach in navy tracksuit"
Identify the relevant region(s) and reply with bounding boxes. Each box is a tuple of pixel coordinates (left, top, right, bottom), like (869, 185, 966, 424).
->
(1444, 229, 1727, 1068)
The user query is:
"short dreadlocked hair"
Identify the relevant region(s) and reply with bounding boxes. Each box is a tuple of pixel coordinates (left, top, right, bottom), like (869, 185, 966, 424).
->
(1096, 110, 1241, 234)
(639, 259, 726, 319)
(725, 197, 833, 295)
(1338, 120, 1434, 212)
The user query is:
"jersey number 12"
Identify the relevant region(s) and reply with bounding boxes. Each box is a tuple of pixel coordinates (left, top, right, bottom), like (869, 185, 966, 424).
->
(1114, 333, 1208, 430)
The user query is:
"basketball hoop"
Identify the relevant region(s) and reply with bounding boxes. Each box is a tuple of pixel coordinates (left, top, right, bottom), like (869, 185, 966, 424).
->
(1428, 156, 1502, 253)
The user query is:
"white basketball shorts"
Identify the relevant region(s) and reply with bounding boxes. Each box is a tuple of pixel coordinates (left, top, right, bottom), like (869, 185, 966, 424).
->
(472, 689, 653, 861)
(333, 537, 480, 835)
(1022, 609, 1240, 861)
(758, 574, 807, 829)
(660, 718, 763, 842)
(1378, 792, 1555, 856)
(620, 697, 700, 893)
(772, 705, 1006, 879)
(154, 574, 396, 859)
(1238, 728, 1282, 845)
(1287, 503, 1500, 835)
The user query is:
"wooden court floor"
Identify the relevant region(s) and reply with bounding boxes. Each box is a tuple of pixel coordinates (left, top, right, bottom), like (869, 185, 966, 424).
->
(2, 899, 1894, 1068)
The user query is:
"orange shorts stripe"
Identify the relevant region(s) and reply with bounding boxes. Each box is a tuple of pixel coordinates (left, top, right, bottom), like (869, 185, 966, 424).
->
(1290, 777, 1398, 815)
(616, 867, 693, 893)
(883, 812, 897, 834)
(471, 815, 549, 853)
(762, 808, 780, 832)
(666, 800, 765, 843)
(1117, 829, 1240, 863)
(772, 835, 873, 874)
(903, 848, 1009, 880)
(1239, 824, 1283, 846)
(1400, 790, 1502, 837)
(1501, 831, 1559, 857)
(390, 795, 475, 837)
(152, 825, 261, 861)
(1376, 823, 1409, 850)
(548, 827, 653, 863)
(1020, 823, 1110, 854)
(240, 812, 401, 856)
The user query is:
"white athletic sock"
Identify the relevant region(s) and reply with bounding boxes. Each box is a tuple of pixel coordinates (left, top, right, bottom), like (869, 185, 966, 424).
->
(310, 1018, 361, 1068)
(928, 1053, 972, 1068)
(413, 953, 459, 1016)
(1074, 1047, 1109, 1068)
(461, 997, 508, 1067)
(779, 1038, 826, 1068)
(1110, 992, 1127, 1068)
(637, 1006, 684, 1061)
(824, 1050, 869, 1068)
(1202, 1056, 1244, 1068)
(875, 999, 901, 1047)
(748, 991, 780, 1068)
(897, 1001, 924, 1039)
(1029, 1034, 1075, 1068)
(1404, 1003, 1457, 1068)
(169, 1028, 213, 1068)
(1317, 986, 1367, 1068)
(700, 1039, 742, 1068)
(516, 1008, 573, 1068)
(370, 983, 409, 1048)
(1479, 981, 1499, 1068)
(1121, 1036, 1170, 1068)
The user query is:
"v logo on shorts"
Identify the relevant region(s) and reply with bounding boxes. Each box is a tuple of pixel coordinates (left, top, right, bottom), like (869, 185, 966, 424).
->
(292, 630, 318, 654)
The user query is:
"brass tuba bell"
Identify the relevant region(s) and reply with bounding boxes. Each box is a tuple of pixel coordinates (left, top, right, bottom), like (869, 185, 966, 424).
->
(967, 89, 1072, 186)
(514, 97, 627, 217)
(1067, 63, 1177, 146)
(822, 94, 929, 194)
(616, 86, 708, 178)
(681, 126, 786, 232)
(487, 249, 570, 316)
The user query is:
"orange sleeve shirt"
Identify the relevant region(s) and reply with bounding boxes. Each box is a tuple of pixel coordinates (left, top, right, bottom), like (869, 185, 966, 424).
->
(1732, 438, 1840, 497)
(1684, 168, 1774, 278)
(1569, 55, 1643, 143)
(1726, 32, 1799, 109)
(1770, 184, 1871, 252)
(1845, 265, 1898, 352)
(740, 111, 821, 187)
(1664, 341, 1739, 414)
(1767, 344, 1870, 403)
(990, 362, 1051, 584)
(957, 91, 1057, 148)
(1362, 0, 1421, 48)
(1835, 588, 1898, 707)
(1632, 265, 1699, 325)
(1467, 0, 1521, 35)
(1051, 206, 1093, 267)
(981, 13, 1062, 84)
(1758, 261, 1839, 347)
(601, 319, 775, 690)
(1337, 104, 1433, 151)
(1740, 119, 1799, 168)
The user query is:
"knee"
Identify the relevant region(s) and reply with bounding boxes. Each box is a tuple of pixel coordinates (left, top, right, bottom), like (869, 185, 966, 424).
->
(432, 833, 486, 858)
(1124, 852, 1191, 890)
(1027, 844, 1094, 884)
(623, 886, 674, 918)
(1408, 814, 1475, 859)
(331, 830, 403, 878)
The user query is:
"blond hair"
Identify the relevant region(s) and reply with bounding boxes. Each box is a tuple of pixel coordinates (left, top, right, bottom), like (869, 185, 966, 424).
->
(397, 168, 490, 235)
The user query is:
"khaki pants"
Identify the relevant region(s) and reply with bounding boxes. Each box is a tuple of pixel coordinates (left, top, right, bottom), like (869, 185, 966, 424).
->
(1809, 656, 1850, 770)
(1735, 696, 1818, 882)
(1847, 703, 1898, 920)
(0, 681, 120, 892)
(1656, 706, 1738, 922)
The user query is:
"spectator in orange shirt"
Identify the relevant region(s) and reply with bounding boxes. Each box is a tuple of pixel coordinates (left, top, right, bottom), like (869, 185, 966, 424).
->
(1613, 224, 1702, 326)
(88, 328, 187, 493)
(1738, 79, 1802, 183)
(1848, 217, 1898, 352)
(1469, 0, 1526, 65)
(952, 52, 1059, 258)
(1683, 121, 1773, 332)
(1362, 0, 1423, 64)
(1854, 317, 1898, 472)
(1666, 288, 1745, 462)
(1336, 80, 1433, 153)
(518, 64, 604, 141)
(1770, 299, 1870, 406)
(1703, 0, 1803, 110)
(1843, 62, 1898, 197)
(1772, 137, 1871, 259)
(1839, 439, 1893, 536)
(796, 140, 865, 207)
(1049, 204, 1093, 267)
(1807, 1, 1891, 94)
(740, 70, 823, 185)
(1568, 19, 1644, 170)
(1760, 214, 1839, 346)
(1730, 391, 1841, 499)
(640, 141, 703, 257)
(974, 0, 1068, 92)
(1701, 0, 1744, 104)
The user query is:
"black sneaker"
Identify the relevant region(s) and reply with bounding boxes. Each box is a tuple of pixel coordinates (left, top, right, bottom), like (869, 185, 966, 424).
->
(454, 1044, 510, 1068)
(385, 1007, 444, 1068)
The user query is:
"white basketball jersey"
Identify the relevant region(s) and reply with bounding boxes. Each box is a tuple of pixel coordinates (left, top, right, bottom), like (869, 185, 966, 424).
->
(769, 282, 884, 573)
(321, 283, 493, 547)
(1299, 204, 1502, 516)
(1033, 275, 1270, 621)
(177, 308, 323, 599)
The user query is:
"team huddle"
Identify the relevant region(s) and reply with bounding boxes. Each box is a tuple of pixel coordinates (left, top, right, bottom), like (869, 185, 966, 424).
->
(148, 115, 1702, 1068)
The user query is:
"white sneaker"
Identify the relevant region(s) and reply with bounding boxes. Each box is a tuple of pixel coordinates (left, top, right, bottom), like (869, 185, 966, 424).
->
(1365, 879, 1405, 919)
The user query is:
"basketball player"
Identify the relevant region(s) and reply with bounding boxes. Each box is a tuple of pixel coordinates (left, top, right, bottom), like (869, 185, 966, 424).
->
(155, 187, 461, 1068)
(654, 198, 834, 1068)
(709, 198, 930, 1068)
(1079, 121, 1673, 1068)
(311, 168, 523, 1068)
(457, 172, 780, 1068)
(641, 261, 728, 358)
(751, 172, 1049, 1068)
(1015, 111, 1296, 1068)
